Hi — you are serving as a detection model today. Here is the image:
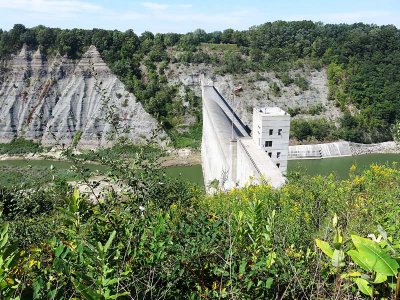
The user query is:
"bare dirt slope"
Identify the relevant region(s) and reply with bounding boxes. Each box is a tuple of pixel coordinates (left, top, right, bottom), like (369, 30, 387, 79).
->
(0, 45, 165, 148)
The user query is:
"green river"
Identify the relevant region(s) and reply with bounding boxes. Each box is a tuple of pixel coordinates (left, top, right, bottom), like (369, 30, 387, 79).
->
(165, 153, 400, 185)
(0, 153, 398, 187)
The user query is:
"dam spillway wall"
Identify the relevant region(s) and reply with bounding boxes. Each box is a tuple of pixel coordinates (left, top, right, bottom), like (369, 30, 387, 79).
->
(288, 141, 352, 159)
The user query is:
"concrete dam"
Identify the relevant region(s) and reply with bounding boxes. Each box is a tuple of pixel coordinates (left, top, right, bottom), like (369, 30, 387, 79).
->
(201, 77, 289, 191)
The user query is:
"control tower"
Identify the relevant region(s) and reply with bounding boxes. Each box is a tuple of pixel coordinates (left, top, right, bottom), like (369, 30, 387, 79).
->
(252, 107, 290, 173)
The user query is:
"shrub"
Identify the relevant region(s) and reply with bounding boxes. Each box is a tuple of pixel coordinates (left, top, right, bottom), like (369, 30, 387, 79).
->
(0, 138, 44, 155)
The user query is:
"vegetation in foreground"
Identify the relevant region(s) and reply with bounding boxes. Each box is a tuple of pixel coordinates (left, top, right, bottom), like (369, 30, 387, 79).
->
(0, 141, 399, 299)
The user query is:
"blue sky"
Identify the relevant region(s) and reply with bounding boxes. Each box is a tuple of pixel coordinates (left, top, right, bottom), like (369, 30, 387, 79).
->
(0, 0, 399, 33)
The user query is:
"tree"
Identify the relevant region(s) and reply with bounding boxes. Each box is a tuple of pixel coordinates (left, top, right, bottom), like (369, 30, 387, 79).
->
(392, 120, 400, 144)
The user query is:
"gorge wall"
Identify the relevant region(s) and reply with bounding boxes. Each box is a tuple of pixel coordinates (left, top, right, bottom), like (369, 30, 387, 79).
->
(0, 45, 164, 148)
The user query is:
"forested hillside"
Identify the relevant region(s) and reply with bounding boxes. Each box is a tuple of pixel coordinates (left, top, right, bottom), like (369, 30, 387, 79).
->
(1, 21, 400, 143)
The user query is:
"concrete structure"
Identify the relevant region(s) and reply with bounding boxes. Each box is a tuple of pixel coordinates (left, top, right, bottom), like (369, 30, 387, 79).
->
(252, 107, 290, 173)
(201, 75, 288, 192)
(288, 141, 352, 159)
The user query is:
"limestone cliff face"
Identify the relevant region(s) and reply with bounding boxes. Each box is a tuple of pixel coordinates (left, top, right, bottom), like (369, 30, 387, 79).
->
(0, 45, 164, 148)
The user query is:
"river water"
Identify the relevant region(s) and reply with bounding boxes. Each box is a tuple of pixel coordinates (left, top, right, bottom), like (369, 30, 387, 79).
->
(166, 153, 400, 186)
(0, 153, 398, 187)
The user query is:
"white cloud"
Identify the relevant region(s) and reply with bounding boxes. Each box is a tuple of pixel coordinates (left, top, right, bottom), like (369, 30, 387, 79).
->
(140, 2, 169, 10)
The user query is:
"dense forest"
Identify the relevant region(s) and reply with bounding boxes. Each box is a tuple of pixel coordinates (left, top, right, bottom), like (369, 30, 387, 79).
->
(1, 21, 400, 144)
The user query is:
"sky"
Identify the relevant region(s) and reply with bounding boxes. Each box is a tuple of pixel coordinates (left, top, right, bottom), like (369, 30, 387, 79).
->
(0, 0, 399, 34)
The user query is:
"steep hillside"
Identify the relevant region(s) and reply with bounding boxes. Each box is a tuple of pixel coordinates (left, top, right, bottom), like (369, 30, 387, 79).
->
(166, 62, 340, 127)
(0, 45, 164, 148)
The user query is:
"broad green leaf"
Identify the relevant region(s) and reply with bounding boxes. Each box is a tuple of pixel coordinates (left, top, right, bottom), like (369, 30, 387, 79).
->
(109, 292, 130, 299)
(388, 282, 397, 290)
(265, 277, 273, 289)
(352, 235, 399, 276)
(333, 228, 343, 249)
(373, 273, 387, 284)
(70, 189, 80, 213)
(104, 231, 116, 254)
(341, 271, 361, 279)
(71, 277, 102, 300)
(103, 278, 118, 287)
(331, 249, 345, 268)
(354, 278, 373, 296)
(348, 250, 372, 272)
(0, 223, 9, 248)
(332, 213, 338, 228)
(54, 245, 64, 258)
(239, 260, 247, 275)
(315, 239, 334, 258)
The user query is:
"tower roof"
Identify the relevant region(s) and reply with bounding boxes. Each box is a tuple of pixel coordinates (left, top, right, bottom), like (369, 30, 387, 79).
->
(255, 107, 288, 116)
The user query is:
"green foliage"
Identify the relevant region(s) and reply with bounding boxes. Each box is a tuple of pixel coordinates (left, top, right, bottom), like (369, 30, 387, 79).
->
(269, 82, 281, 97)
(219, 51, 247, 74)
(0, 157, 399, 298)
(276, 71, 293, 86)
(290, 118, 336, 141)
(0, 138, 43, 155)
(392, 120, 400, 144)
(73, 142, 163, 162)
(169, 122, 202, 149)
(293, 74, 309, 90)
(0, 221, 22, 298)
(71, 130, 82, 148)
(317, 221, 400, 298)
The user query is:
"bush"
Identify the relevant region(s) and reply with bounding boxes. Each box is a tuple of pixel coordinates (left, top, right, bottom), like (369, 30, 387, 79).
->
(291, 118, 336, 141)
(293, 75, 309, 90)
(0, 138, 43, 155)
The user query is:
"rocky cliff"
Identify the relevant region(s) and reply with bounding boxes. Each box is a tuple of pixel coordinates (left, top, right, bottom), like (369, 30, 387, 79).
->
(0, 45, 164, 148)
(167, 63, 341, 129)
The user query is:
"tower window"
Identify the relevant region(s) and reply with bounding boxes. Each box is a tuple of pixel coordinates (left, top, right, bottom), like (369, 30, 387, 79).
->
(268, 152, 272, 157)
(265, 141, 272, 147)
(269, 129, 273, 135)
(277, 152, 281, 158)
(278, 129, 282, 135)
(276, 163, 280, 168)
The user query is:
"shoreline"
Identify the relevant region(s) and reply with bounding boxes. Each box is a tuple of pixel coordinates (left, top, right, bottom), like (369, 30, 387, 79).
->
(349, 141, 400, 156)
(0, 148, 203, 168)
(0, 142, 398, 165)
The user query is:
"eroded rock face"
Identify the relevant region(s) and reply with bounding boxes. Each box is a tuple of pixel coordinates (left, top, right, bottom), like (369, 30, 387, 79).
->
(0, 45, 164, 148)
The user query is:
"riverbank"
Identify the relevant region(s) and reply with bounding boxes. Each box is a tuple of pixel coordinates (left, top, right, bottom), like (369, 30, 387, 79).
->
(1, 141, 398, 164)
(160, 148, 201, 167)
(0, 147, 202, 167)
(350, 141, 400, 155)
